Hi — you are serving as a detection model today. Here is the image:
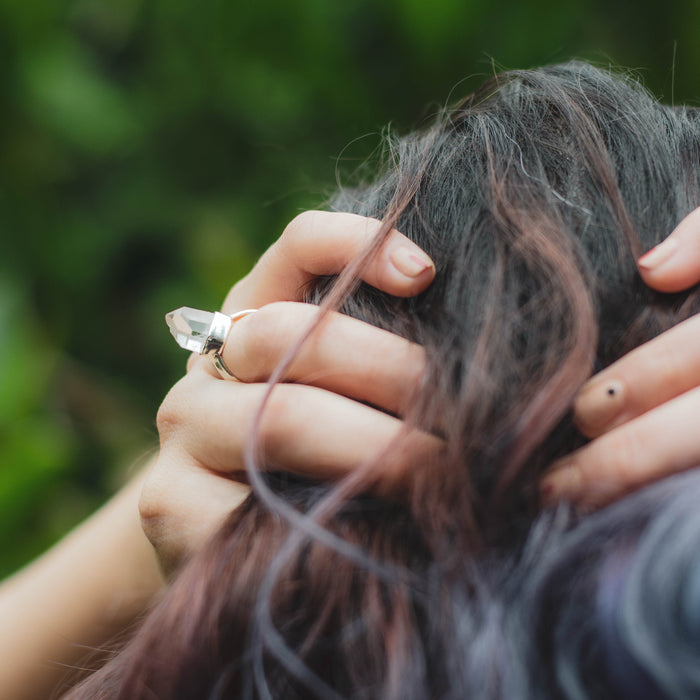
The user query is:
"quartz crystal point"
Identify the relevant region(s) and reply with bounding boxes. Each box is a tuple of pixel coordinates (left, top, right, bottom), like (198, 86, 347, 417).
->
(165, 307, 216, 353)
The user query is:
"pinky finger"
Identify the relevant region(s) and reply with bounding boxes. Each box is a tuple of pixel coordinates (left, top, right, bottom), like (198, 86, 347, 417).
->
(139, 459, 251, 575)
(541, 385, 700, 509)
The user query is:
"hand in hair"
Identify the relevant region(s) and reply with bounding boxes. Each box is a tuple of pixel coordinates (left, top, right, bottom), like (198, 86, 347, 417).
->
(0, 211, 435, 698)
(143, 211, 437, 574)
(543, 207, 700, 508)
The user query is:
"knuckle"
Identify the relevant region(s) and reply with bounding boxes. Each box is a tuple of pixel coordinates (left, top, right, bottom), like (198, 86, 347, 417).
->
(138, 461, 187, 572)
(258, 386, 301, 457)
(138, 485, 161, 527)
(231, 303, 315, 382)
(230, 305, 281, 381)
(138, 472, 170, 539)
(245, 303, 284, 345)
(261, 301, 317, 342)
(222, 277, 249, 314)
(281, 210, 317, 245)
(155, 377, 193, 442)
(155, 395, 182, 442)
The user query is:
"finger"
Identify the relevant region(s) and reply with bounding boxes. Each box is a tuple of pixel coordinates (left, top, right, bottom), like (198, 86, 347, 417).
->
(574, 314, 700, 437)
(140, 458, 250, 574)
(223, 211, 435, 312)
(213, 302, 425, 415)
(168, 374, 442, 495)
(638, 206, 700, 293)
(542, 386, 700, 509)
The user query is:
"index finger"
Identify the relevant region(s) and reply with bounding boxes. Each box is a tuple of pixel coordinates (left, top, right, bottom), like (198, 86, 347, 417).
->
(574, 313, 700, 437)
(222, 211, 435, 313)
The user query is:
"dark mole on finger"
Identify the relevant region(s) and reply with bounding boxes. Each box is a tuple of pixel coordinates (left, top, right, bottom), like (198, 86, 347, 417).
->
(607, 386, 616, 397)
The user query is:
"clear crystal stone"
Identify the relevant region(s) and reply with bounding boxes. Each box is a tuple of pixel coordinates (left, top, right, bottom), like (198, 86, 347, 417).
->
(165, 307, 215, 353)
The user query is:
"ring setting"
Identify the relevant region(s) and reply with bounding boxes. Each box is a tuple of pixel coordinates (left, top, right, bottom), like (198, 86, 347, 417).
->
(165, 306, 256, 380)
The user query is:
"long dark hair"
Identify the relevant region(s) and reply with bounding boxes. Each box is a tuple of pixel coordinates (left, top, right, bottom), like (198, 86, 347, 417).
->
(66, 62, 700, 699)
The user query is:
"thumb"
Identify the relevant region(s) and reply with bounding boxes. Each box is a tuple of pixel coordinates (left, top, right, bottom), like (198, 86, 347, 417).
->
(638, 207, 700, 293)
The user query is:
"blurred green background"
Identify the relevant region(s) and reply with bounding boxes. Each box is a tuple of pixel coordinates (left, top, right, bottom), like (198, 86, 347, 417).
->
(1, 0, 698, 576)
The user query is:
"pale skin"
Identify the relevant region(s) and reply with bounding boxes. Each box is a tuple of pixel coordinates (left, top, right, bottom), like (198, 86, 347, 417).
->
(0, 470, 164, 700)
(2, 208, 700, 698)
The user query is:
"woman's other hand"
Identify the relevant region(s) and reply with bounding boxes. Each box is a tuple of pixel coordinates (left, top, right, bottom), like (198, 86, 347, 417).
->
(542, 207, 700, 508)
(141, 212, 437, 574)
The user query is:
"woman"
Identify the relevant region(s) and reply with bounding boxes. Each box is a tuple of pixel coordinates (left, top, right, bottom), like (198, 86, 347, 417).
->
(3, 61, 700, 698)
(63, 62, 700, 698)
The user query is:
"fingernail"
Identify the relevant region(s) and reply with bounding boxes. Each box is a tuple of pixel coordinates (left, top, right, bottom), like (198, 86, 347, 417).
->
(389, 246, 435, 279)
(574, 379, 625, 434)
(638, 237, 679, 271)
(540, 462, 582, 504)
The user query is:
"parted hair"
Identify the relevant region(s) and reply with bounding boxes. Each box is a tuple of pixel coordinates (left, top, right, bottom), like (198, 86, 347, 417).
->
(66, 62, 700, 699)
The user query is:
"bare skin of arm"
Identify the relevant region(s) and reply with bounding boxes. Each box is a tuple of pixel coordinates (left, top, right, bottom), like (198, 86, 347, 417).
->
(0, 467, 165, 700)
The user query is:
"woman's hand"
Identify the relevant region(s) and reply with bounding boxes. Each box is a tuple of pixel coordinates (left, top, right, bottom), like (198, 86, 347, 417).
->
(542, 207, 700, 508)
(141, 211, 438, 574)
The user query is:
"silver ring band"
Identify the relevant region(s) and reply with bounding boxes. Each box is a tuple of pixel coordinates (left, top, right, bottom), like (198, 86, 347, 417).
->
(206, 309, 257, 380)
(165, 306, 257, 380)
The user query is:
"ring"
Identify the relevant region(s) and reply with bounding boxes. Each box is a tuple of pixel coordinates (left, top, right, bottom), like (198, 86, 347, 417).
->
(165, 306, 257, 380)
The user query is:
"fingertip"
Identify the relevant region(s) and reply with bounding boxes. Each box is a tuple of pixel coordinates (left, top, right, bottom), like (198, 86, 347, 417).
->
(388, 248, 436, 296)
(540, 460, 583, 505)
(637, 237, 679, 273)
(573, 378, 625, 438)
(637, 237, 689, 292)
(388, 244, 434, 276)
(638, 258, 700, 294)
(637, 207, 700, 292)
(405, 264, 437, 295)
(376, 235, 436, 296)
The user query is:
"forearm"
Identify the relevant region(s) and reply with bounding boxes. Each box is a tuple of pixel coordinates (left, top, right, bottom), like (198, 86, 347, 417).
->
(0, 465, 164, 700)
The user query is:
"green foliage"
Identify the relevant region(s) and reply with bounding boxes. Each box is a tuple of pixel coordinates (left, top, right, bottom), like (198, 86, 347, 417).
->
(0, 0, 698, 575)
